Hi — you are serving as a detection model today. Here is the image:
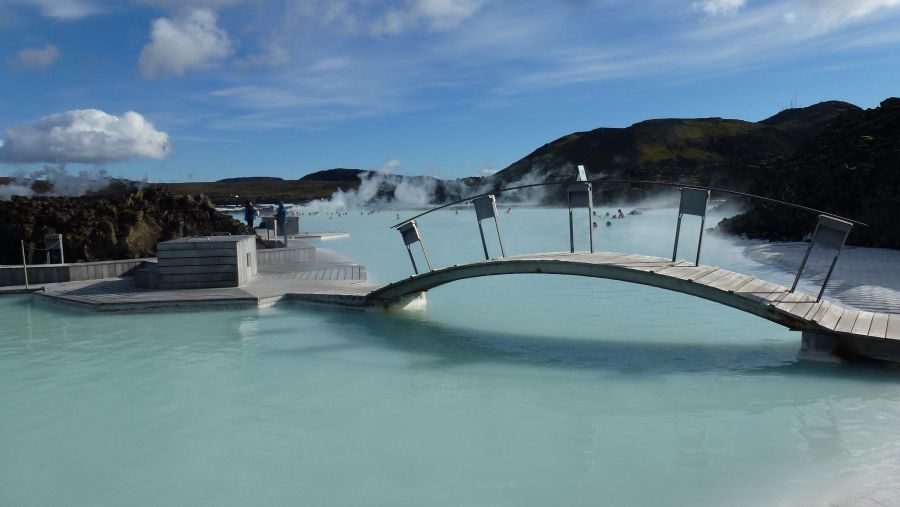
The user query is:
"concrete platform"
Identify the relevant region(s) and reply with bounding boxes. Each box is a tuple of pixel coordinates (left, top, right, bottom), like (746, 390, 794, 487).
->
(31, 255, 382, 312)
(292, 232, 349, 240)
(253, 229, 350, 242)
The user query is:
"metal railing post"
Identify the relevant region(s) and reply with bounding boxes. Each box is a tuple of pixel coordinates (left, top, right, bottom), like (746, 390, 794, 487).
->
(494, 215, 507, 258)
(695, 215, 706, 267)
(671, 187, 709, 265)
(817, 251, 843, 302)
(588, 204, 594, 253)
(672, 214, 683, 262)
(567, 182, 593, 253)
(569, 208, 575, 253)
(791, 215, 853, 301)
(420, 240, 433, 271)
(477, 221, 490, 260)
(21, 240, 29, 289)
(406, 245, 419, 275)
(472, 195, 506, 260)
(397, 220, 432, 274)
(790, 243, 814, 293)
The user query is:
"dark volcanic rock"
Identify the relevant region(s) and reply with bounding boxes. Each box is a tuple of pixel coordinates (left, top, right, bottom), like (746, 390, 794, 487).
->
(0, 187, 252, 264)
(717, 98, 900, 249)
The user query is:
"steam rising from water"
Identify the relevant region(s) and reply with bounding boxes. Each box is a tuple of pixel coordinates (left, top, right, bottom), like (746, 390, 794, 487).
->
(298, 160, 560, 212)
(300, 161, 441, 212)
(0, 165, 128, 200)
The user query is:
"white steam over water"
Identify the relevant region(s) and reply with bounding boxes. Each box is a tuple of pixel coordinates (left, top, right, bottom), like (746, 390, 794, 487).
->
(297, 160, 561, 212)
(0, 165, 131, 200)
(300, 161, 433, 212)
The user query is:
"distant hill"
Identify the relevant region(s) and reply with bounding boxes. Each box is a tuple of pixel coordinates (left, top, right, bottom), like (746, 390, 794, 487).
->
(216, 176, 284, 183)
(490, 101, 859, 199)
(760, 100, 860, 131)
(300, 168, 369, 181)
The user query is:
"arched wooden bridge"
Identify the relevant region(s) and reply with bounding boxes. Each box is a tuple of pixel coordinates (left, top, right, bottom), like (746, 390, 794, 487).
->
(289, 249, 900, 362)
(291, 178, 900, 363)
(364, 251, 890, 336)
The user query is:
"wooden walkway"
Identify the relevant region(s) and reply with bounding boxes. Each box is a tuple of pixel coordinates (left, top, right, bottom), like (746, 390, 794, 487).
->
(364, 252, 900, 343)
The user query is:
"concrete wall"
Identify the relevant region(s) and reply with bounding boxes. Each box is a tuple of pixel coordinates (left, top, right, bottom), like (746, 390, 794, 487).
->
(156, 235, 256, 289)
(235, 235, 257, 285)
(1, 239, 317, 288)
(0, 259, 151, 287)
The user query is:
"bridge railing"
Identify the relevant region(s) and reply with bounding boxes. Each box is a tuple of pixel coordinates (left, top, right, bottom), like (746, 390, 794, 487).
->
(390, 177, 866, 302)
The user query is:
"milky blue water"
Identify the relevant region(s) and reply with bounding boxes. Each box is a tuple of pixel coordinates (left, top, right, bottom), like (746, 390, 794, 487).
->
(3, 206, 900, 506)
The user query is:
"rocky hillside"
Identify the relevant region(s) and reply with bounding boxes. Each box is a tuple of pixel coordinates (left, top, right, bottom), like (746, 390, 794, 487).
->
(0, 186, 251, 265)
(717, 98, 900, 249)
(158, 177, 358, 205)
(490, 101, 859, 200)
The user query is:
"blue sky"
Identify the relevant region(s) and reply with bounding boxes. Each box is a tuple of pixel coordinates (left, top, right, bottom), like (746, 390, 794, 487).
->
(1, 0, 899, 182)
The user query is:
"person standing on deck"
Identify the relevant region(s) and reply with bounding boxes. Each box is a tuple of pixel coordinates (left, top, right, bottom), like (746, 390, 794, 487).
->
(276, 201, 288, 246)
(243, 201, 258, 229)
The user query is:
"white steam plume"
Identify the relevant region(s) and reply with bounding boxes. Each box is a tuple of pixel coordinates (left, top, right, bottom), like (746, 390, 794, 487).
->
(300, 160, 439, 212)
(0, 165, 136, 200)
(298, 159, 573, 212)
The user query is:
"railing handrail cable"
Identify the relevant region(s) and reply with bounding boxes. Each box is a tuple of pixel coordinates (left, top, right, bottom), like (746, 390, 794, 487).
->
(389, 179, 869, 229)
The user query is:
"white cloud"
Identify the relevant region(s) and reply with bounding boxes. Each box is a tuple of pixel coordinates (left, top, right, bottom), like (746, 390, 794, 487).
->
(137, 0, 246, 9)
(6, 43, 60, 70)
(234, 43, 291, 68)
(417, 0, 486, 29)
(372, 0, 487, 34)
(308, 57, 350, 72)
(10, 0, 101, 20)
(808, 0, 900, 28)
(139, 8, 234, 78)
(691, 0, 900, 41)
(0, 109, 171, 164)
(692, 0, 746, 17)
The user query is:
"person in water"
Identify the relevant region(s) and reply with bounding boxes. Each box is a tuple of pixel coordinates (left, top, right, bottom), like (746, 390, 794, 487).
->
(617, 208, 625, 219)
(243, 201, 259, 228)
